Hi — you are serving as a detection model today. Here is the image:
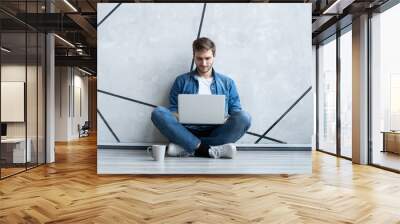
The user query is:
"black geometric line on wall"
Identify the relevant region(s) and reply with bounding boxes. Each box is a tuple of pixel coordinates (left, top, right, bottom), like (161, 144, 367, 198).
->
(255, 86, 313, 144)
(190, 3, 207, 72)
(97, 89, 285, 143)
(246, 131, 286, 144)
(97, 3, 122, 27)
(98, 89, 157, 108)
(97, 108, 121, 143)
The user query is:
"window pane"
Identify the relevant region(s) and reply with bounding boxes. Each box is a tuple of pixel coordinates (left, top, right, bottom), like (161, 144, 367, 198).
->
(340, 29, 352, 158)
(371, 3, 400, 171)
(318, 37, 337, 154)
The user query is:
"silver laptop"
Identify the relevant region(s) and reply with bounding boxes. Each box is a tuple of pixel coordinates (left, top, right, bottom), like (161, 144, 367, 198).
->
(178, 94, 225, 124)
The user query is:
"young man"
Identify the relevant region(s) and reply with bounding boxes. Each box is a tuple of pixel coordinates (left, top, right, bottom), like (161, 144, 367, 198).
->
(151, 37, 251, 159)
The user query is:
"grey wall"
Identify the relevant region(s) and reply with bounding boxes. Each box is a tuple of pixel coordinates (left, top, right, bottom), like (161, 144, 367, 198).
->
(55, 67, 89, 141)
(97, 3, 313, 146)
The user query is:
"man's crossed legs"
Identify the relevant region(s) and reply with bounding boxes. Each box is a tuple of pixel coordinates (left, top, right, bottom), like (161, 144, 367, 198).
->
(151, 106, 251, 159)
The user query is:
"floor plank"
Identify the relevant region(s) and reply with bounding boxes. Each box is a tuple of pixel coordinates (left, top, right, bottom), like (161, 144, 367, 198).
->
(1, 134, 400, 223)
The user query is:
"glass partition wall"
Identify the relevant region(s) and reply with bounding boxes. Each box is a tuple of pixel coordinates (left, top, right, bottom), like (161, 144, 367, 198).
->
(0, 1, 46, 179)
(316, 27, 353, 159)
(370, 3, 400, 171)
(317, 35, 337, 155)
(339, 27, 352, 159)
(316, 0, 400, 172)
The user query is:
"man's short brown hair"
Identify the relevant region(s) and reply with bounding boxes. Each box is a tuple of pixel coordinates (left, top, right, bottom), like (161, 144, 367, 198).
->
(192, 37, 216, 56)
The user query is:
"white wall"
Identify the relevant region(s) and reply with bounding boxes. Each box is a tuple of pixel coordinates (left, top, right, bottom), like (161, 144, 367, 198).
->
(55, 67, 89, 141)
(1, 65, 41, 138)
(1, 64, 46, 163)
(55, 66, 68, 141)
(72, 73, 89, 138)
(1, 65, 27, 140)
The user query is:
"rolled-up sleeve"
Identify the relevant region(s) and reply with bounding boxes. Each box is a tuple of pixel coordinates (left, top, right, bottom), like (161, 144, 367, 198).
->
(228, 79, 242, 115)
(168, 77, 181, 113)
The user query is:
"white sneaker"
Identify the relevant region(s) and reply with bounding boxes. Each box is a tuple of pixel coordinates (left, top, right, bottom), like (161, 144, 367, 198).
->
(209, 143, 236, 159)
(167, 143, 187, 157)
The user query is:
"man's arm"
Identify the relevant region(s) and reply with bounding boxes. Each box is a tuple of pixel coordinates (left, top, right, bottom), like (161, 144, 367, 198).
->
(168, 77, 181, 118)
(228, 79, 242, 115)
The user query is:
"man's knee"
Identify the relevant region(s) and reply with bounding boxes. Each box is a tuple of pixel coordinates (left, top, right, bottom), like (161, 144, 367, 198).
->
(232, 110, 252, 129)
(151, 106, 169, 123)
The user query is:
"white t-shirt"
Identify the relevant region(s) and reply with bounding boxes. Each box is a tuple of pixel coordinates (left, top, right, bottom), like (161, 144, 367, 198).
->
(196, 76, 213, 95)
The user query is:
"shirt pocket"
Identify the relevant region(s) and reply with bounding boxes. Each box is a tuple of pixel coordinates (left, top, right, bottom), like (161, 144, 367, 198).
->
(182, 83, 197, 94)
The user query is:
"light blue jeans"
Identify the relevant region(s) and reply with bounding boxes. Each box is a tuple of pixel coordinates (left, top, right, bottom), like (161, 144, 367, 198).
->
(151, 106, 251, 153)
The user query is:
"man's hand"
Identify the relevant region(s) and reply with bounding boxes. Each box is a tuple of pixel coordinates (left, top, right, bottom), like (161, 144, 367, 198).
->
(173, 112, 179, 120)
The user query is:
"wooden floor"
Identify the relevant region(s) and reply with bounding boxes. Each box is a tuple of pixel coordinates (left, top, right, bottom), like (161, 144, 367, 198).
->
(1, 135, 400, 223)
(1, 167, 26, 178)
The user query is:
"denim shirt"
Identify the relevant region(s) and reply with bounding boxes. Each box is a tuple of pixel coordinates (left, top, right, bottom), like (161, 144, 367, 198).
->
(168, 69, 242, 116)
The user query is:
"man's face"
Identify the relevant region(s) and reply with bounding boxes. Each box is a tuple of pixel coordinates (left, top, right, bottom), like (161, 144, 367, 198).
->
(194, 49, 214, 75)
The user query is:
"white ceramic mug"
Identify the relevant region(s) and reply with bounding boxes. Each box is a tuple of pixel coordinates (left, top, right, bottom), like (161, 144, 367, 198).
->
(147, 145, 166, 161)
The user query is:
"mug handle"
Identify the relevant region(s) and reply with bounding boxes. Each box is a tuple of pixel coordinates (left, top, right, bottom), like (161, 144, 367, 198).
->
(146, 146, 152, 154)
